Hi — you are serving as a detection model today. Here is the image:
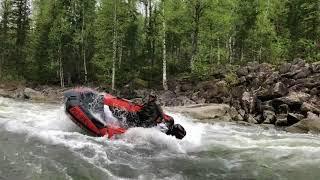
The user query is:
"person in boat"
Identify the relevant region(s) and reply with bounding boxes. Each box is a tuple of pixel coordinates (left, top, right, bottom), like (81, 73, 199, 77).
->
(136, 93, 186, 139)
(135, 92, 171, 132)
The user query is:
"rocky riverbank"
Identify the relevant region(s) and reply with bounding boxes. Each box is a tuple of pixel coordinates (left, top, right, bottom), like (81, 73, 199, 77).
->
(156, 59, 320, 134)
(1, 59, 320, 134)
(0, 84, 69, 103)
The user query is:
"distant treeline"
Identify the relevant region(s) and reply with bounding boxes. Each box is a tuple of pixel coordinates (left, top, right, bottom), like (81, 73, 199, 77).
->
(0, 0, 319, 89)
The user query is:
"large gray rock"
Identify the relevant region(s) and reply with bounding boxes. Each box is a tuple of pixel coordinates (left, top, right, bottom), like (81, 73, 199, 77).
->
(247, 115, 258, 124)
(301, 102, 320, 115)
(176, 96, 196, 106)
(23, 88, 45, 100)
(281, 60, 306, 78)
(293, 66, 312, 79)
(241, 91, 255, 114)
(0, 89, 15, 98)
(159, 91, 195, 106)
(203, 80, 229, 103)
(265, 72, 280, 85)
(236, 66, 249, 77)
(275, 114, 288, 126)
(262, 110, 276, 124)
(256, 82, 288, 101)
(272, 92, 310, 109)
(286, 112, 320, 134)
(273, 82, 288, 97)
(279, 63, 292, 74)
(295, 77, 320, 89)
(169, 104, 236, 122)
(311, 62, 320, 73)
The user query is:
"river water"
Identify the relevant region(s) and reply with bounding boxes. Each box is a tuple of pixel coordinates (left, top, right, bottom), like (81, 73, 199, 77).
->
(0, 97, 320, 180)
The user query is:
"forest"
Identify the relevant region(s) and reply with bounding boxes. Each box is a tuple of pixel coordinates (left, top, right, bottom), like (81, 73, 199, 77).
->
(0, 0, 319, 90)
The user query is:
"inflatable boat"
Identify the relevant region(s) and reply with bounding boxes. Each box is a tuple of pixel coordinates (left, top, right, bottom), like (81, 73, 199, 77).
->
(64, 88, 186, 139)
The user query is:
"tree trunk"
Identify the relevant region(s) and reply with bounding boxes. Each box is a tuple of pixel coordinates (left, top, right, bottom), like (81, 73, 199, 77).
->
(217, 37, 220, 64)
(58, 45, 64, 88)
(190, 1, 203, 72)
(229, 36, 233, 64)
(82, 3, 88, 83)
(190, 26, 199, 71)
(162, 0, 168, 91)
(0, 55, 2, 78)
(112, 0, 118, 91)
(118, 40, 122, 69)
(259, 45, 262, 63)
(148, 0, 154, 67)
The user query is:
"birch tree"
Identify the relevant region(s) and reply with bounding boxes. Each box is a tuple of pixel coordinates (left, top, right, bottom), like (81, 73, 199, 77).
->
(112, 0, 118, 91)
(161, 0, 168, 90)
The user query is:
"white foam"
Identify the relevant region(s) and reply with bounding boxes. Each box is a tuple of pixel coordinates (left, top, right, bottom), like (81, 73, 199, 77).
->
(2, 97, 320, 178)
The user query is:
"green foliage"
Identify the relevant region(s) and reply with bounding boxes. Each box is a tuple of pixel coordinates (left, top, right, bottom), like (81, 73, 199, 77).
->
(0, 0, 319, 87)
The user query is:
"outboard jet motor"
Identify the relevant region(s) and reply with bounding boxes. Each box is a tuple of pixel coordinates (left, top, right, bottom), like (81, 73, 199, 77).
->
(166, 124, 186, 139)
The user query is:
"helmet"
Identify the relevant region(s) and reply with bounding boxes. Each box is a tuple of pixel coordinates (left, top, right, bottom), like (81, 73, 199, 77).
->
(148, 91, 157, 102)
(167, 124, 186, 139)
(149, 91, 157, 98)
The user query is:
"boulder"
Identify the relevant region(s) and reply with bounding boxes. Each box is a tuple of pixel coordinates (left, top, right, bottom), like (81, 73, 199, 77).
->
(265, 72, 280, 85)
(248, 115, 258, 124)
(254, 114, 263, 124)
(262, 110, 276, 124)
(236, 66, 249, 77)
(272, 92, 310, 110)
(175, 96, 196, 106)
(286, 112, 320, 134)
(295, 77, 320, 89)
(241, 91, 255, 114)
(275, 114, 288, 126)
(230, 85, 245, 99)
(0, 89, 15, 98)
(216, 81, 229, 96)
(229, 107, 243, 121)
(311, 62, 320, 73)
(301, 102, 320, 115)
(257, 63, 274, 74)
(170, 104, 234, 122)
(239, 76, 247, 84)
(247, 61, 260, 73)
(256, 82, 288, 101)
(280, 78, 296, 87)
(23, 88, 44, 100)
(293, 66, 311, 79)
(287, 113, 304, 125)
(279, 63, 292, 74)
(203, 81, 229, 102)
(281, 61, 306, 78)
(158, 91, 177, 106)
(273, 82, 288, 97)
(292, 58, 306, 66)
(310, 87, 320, 96)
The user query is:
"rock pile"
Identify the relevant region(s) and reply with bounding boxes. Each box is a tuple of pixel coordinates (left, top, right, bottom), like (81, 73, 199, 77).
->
(231, 59, 320, 133)
(154, 59, 320, 133)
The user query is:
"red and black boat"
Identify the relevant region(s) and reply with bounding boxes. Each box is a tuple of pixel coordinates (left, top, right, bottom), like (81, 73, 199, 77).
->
(64, 88, 186, 139)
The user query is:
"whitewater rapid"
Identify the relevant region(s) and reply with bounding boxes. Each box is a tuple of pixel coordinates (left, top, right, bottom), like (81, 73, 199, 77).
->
(0, 97, 320, 180)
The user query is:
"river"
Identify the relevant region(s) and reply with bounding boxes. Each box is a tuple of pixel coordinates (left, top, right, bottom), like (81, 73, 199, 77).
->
(0, 97, 320, 180)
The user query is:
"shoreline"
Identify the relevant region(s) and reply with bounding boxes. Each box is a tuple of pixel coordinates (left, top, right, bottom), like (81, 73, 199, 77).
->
(1, 59, 320, 134)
